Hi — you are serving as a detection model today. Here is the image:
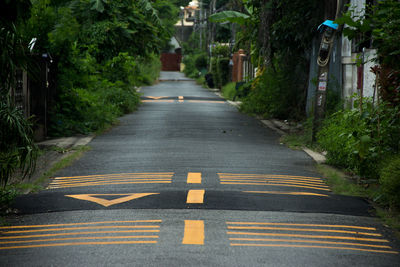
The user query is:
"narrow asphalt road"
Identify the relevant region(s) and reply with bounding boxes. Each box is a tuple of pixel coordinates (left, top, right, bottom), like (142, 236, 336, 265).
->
(2, 72, 399, 266)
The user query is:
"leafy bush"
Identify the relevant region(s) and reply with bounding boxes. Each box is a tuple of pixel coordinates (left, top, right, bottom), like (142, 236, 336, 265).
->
(136, 54, 161, 85)
(317, 98, 400, 179)
(49, 79, 140, 136)
(183, 52, 208, 79)
(212, 44, 230, 57)
(0, 99, 38, 186)
(194, 53, 208, 73)
(240, 66, 305, 119)
(379, 155, 400, 208)
(221, 82, 236, 100)
(216, 57, 230, 88)
(183, 55, 198, 78)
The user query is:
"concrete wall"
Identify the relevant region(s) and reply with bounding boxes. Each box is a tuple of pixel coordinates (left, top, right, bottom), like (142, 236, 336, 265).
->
(341, 0, 378, 107)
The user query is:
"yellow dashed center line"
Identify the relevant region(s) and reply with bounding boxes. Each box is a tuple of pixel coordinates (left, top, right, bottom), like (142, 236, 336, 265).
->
(182, 220, 204, 245)
(186, 190, 205, 204)
(187, 172, 202, 184)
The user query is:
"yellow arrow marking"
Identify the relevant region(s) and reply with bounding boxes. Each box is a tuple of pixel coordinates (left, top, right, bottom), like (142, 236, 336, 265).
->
(65, 193, 159, 207)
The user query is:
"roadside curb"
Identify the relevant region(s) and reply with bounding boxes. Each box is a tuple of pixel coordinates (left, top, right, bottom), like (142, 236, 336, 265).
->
(260, 119, 326, 164)
(209, 89, 242, 108)
(37, 135, 94, 149)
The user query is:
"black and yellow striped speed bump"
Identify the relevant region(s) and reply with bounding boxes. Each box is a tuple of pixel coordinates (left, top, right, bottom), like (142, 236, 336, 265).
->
(0, 220, 161, 250)
(47, 172, 174, 189)
(218, 173, 330, 192)
(226, 221, 398, 254)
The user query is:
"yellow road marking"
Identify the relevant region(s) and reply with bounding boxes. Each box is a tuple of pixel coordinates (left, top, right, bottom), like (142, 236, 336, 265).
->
(0, 220, 162, 230)
(186, 190, 205, 204)
(186, 100, 226, 104)
(65, 193, 159, 207)
(48, 180, 171, 189)
(0, 235, 158, 245)
(219, 176, 324, 182)
(227, 231, 388, 243)
(51, 178, 171, 185)
(0, 240, 158, 250)
(218, 173, 322, 179)
(219, 176, 325, 183)
(187, 172, 202, 184)
(0, 230, 159, 240)
(221, 182, 330, 191)
(182, 220, 204, 245)
(243, 191, 329, 197)
(227, 226, 381, 236)
(142, 100, 174, 103)
(229, 238, 392, 249)
(220, 179, 329, 187)
(3, 225, 160, 235)
(226, 222, 376, 231)
(229, 243, 398, 254)
(52, 177, 172, 183)
(54, 173, 174, 179)
(145, 96, 168, 100)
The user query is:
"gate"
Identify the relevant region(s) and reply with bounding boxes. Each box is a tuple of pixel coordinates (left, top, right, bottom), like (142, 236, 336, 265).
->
(161, 53, 182, 71)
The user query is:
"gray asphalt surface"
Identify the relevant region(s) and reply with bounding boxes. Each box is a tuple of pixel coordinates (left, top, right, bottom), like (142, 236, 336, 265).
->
(2, 72, 399, 266)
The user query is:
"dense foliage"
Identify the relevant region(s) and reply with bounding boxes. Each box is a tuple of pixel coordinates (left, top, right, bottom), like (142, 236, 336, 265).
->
(210, 0, 323, 118)
(0, 0, 38, 187)
(0, 0, 177, 186)
(318, 98, 400, 179)
(24, 0, 177, 136)
(0, 101, 38, 187)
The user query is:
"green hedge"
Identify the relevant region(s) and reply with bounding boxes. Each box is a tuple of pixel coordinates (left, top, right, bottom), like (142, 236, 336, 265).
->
(379, 155, 400, 208)
(317, 98, 400, 179)
(217, 57, 230, 88)
(210, 57, 230, 89)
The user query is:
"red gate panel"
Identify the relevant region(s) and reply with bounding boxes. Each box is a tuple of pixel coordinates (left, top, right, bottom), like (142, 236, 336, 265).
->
(161, 53, 182, 71)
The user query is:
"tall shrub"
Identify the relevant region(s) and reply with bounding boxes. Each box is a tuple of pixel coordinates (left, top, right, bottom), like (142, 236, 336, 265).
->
(317, 98, 400, 179)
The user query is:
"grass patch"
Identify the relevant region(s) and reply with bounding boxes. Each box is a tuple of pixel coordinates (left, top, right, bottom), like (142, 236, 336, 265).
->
(33, 145, 91, 189)
(316, 164, 366, 197)
(0, 145, 91, 216)
(195, 76, 206, 86)
(317, 164, 400, 237)
(375, 207, 400, 238)
(221, 82, 236, 101)
(280, 134, 309, 150)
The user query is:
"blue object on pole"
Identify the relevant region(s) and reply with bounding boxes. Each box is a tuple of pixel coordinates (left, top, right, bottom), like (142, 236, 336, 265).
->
(318, 20, 339, 32)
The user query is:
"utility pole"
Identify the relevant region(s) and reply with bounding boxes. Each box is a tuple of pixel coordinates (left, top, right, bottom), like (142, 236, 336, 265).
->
(208, 0, 217, 72)
(312, 0, 342, 142)
(199, 1, 203, 50)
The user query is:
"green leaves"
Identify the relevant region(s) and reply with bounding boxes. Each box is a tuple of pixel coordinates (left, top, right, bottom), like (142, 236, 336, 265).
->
(209, 11, 250, 25)
(90, 0, 105, 13)
(0, 100, 38, 187)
